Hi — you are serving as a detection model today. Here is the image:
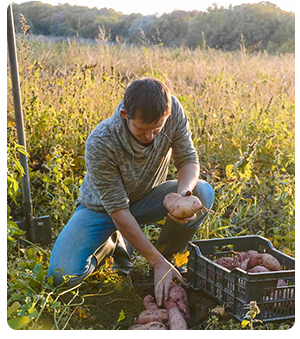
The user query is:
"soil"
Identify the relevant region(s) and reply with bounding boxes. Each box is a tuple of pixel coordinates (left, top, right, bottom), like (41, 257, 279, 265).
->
(61, 269, 222, 330)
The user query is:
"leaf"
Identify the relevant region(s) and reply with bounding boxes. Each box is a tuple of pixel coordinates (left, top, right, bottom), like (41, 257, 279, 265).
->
(7, 308, 39, 330)
(105, 256, 114, 270)
(173, 251, 190, 267)
(9, 282, 26, 290)
(284, 230, 295, 243)
(16, 145, 30, 157)
(24, 247, 38, 261)
(7, 316, 32, 330)
(33, 263, 43, 275)
(27, 307, 39, 318)
(47, 274, 54, 283)
(36, 270, 45, 283)
(117, 309, 125, 323)
(241, 320, 250, 328)
(53, 165, 59, 173)
(61, 183, 70, 195)
(226, 164, 235, 179)
(282, 247, 292, 256)
(14, 159, 25, 176)
(211, 304, 226, 316)
(7, 235, 14, 242)
(7, 301, 21, 318)
(77, 308, 88, 319)
(7, 224, 26, 237)
(156, 219, 166, 226)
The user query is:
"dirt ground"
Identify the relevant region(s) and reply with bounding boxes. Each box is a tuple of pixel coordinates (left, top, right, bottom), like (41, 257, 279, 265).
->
(62, 269, 222, 330)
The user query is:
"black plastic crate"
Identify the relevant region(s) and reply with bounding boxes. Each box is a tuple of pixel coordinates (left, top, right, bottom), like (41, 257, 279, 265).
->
(186, 235, 295, 322)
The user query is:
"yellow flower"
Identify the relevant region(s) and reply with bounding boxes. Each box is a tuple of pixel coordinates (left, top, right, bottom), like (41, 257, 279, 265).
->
(173, 251, 190, 267)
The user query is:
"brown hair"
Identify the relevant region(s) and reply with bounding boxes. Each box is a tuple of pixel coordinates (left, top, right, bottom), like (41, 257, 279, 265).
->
(123, 77, 172, 123)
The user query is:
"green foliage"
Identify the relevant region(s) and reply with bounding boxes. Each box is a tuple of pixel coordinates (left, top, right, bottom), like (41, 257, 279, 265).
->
(7, 144, 29, 204)
(241, 301, 262, 330)
(112, 309, 126, 330)
(7, 144, 27, 247)
(7, 244, 54, 329)
(11, 1, 294, 53)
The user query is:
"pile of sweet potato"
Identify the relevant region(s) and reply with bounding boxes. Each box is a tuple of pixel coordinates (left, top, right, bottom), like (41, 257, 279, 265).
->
(213, 250, 288, 288)
(213, 250, 282, 272)
(213, 250, 295, 309)
(129, 282, 190, 330)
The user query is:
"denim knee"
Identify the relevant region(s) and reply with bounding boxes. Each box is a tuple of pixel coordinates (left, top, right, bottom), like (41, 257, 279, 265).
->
(49, 254, 97, 288)
(193, 179, 215, 209)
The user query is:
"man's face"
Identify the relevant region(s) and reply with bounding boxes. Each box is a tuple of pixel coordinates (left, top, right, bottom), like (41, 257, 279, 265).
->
(121, 110, 170, 146)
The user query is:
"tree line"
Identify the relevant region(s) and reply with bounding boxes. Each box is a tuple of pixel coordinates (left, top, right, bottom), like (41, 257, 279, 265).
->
(11, 1, 295, 53)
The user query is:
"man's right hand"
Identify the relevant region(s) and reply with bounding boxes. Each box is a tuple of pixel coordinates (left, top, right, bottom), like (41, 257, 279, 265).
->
(153, 257, 186, 307)
(111, 208, 186, 306)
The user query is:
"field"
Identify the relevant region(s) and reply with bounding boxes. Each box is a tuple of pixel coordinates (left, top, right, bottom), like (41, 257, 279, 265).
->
(7, 31, 295, 330)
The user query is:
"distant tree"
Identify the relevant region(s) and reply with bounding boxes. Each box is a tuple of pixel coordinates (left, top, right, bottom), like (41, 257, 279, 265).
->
(267, 12, 295, 53)
(11, 1, 294, 53)
(111, 13, 143, 42)
(185, 1, 294, 52)
(92, 8, 127, 40)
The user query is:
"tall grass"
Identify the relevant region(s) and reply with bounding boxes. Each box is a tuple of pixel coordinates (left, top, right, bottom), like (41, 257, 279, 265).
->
(7, 37, 295, 252)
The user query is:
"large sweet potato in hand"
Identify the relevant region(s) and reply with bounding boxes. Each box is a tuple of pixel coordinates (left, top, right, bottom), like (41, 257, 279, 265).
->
(163, 193, 202, 219)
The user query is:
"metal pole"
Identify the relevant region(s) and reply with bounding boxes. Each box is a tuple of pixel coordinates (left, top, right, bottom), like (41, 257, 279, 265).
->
(7, 3, 34, 242)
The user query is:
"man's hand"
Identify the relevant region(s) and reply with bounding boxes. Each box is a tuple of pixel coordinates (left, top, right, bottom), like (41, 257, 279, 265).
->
(165, 212, 196, 224)
(153, 257, 186, 306)
(111, 208, 186, 305)
(179, 189, 192, 197)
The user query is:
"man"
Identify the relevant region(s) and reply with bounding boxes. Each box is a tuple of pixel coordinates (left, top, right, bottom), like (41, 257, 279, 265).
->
(48, 77, 214, 306)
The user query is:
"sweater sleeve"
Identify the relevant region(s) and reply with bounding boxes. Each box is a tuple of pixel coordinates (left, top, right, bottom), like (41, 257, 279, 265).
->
(171, 96, 199, 170)
(85, 136, 129, 215)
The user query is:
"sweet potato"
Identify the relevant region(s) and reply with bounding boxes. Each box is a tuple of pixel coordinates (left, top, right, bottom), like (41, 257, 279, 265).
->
(246, 250, 261, 269)
(258, 253, 281, 271)
(213, 257, 239, 270)
(143, 295, 159, 311)
(163, 193, 202, 219)
(163, 282, 190, 320)
(264, 279, 293, 310)
(137, 308, 169, 325)
(235, 251, 249, 262)
(129, 321, 167, 330)
(277, 279, 287, 287)
(240, 257, 250, 271)
(168, 306, 188, 330)
(248, 265, 270, 273)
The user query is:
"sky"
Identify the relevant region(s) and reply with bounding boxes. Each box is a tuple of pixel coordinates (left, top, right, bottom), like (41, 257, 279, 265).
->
(9, 0, 296, 15)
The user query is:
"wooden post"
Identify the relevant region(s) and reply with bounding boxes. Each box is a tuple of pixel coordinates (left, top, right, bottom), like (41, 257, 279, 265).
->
(7, 3, 34, 242)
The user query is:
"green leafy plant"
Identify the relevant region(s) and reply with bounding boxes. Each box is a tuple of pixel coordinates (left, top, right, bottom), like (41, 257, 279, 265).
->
(112, 310, 126, 330)
(241, 301, 262, 330)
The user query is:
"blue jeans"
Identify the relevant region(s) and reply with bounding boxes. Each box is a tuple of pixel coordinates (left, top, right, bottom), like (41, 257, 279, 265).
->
(48, 179, 214, 286)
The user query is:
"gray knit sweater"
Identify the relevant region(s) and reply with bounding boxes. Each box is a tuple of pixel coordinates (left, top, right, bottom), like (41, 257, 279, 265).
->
(77, 95, 199, 215)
